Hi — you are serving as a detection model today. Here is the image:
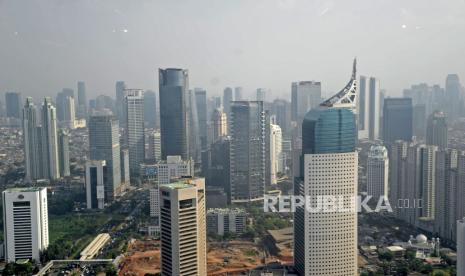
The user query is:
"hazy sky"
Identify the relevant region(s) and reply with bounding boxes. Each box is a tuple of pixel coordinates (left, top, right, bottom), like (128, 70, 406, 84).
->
(1, 0, 465, 101)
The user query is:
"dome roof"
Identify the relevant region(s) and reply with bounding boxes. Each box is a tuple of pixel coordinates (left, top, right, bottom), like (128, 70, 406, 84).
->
(416, 234, 428, 243)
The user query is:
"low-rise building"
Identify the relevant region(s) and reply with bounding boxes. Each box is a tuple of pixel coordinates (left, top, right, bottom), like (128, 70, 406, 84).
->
(206, 208, 247, 236)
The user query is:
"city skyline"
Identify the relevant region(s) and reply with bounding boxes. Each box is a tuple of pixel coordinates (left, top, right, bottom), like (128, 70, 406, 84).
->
(2, 1, 465, 100)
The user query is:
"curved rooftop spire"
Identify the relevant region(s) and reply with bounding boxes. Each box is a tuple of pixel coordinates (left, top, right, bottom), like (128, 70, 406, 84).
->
(320, 58, 357, 109)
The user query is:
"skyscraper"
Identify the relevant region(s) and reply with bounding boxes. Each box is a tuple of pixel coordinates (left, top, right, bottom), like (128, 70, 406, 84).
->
(295, 60, 358, 276)
(159, 177, 206, 276)
(77, 81, 87, 119)
(159, 68, 190, 160)
(85, 160, 106, 209)
(63, 95, 76, 129)
(223, 87, 233, 117)
(256, 88, 267, 102)
(3, 187, 49, 263)
(88, 114, 121, 201)
(56, 88, 74, 122)
(195, 88, 208, 150)
(271, 99, 291, 137)
(115, 81, 126, 125)
(41, 97, 60, 180)
(124, 89, 145, 177)
(358, 76, 380, 140)
(270, 123, 282, 185)
(230, 101, 265, 202)
(58, 129, 70, 177)
(382, 98, 413, 144)
(22, 98, 41, 181)
(147, 130, 161, 162)
(367, 145, 389, 201)
(234, 87, 243, 101)
(426, 110, 448, 149)
(5, 92, 22, 119)
(211, 108, 227, 142)
(144, 90, 157, 128)
(445, 74, 463, 120)
(120, 148, 130, 186)
(291, 81, 321, 123)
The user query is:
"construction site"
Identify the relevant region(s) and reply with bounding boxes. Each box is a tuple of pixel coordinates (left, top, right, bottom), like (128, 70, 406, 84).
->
(118, 239, 292, 276)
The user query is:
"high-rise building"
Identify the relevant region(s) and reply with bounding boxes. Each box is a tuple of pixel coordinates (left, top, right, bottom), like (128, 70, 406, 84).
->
(147, 130, 162, 162)
(223, 87, 233, 118)
(291, 81, 321, 123)
(22, 98, 41, 181)
(56, 88, 74, 122)
(85, 160, 106, 210)
(63, 95, 76, 129)
(426, 111, 448, 149)
(124, 89, 145, 177)
(230, 101, 265, 202)
(58, 129, 70, 177)
(209, 137, 231, 196)
(358, 76, 381, 140)
(188, 89, 201, 162)
(234, 87, 243, 101)
(418, 145, 438, 221)
(77, 81, 87, 119)
(446, 74, 463, 120)
(412, 104, 426, 140)
(457, 218, 465, 276)
(5, 92, 22, 119)
(271, 99, 291, 137)
(159, 68, 190, 160)
(120, 148, 130, 186)
(256, 88, 268, 102)
(211, 108, 227, 142)
(144, 90, 157, 128)
(367, 145, 389, 201)
(295, 60, 358, 276)
(382, 98, 413, 144)
(3, 187, 49, 263)
(115, 81, 126, 126)
(159, 178, 206, 276)
(88, 114, 121, 201)
(195, 88, 208, 150)
(41, 97, 60, 180)
(270, 123, 282, 185)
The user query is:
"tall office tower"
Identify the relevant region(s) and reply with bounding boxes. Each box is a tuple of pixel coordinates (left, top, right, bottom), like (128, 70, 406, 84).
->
(446, 74, 463, 119)
(22, 98, 42, 181)
(188, 89, 201, 162)
(5, 92, 22, 119)
(270, 123, 282, 185)
(382, 98, 413, 144)
(291, 81, 322, 123)
(272, 99, 291, 137)
(389, 141, 408, 219)
(418, 145, 439, 221)
(195, 88, 208, 150)
(367, 145, 389, 201)
(147, 130, 162, 161)
(458, 218, 465, 276)
(115, 81, 127, 126)
(120, 148, 130, 186)
(0, 99, 5, 117)
(412, 104, 426, 140)
(256, 88, 267, 102)
(144, 90, 157, 128)
(230, 101, 265, 202)
(85, 160, 106, 210)
(264, 112, 271, 188)
(41, 97, 60, 180)
(159, 68, 190, 160)
(295, 60, 358, 276)
(88, 114, 121, 201)
(124, 89, 145, 177)
(57, 129, 70, 177)
(435, 149, 457, 240)
(211, 108, 227, 142)
(3, 187, 49, 263)
(160, 178, 206, 276)
(209, 136, 231, 190)
(358, 76, 380, 140)
(62, 95, 76, 129)
(77, 81, 87, 119)
(95, 95, 116, 114)
(56, 88, 74, 122)
(426, 111, 448, 149)
(234, 87, 243, 101)
(223, 87, 234, 117)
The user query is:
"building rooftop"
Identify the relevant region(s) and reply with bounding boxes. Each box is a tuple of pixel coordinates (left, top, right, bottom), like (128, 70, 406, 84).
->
(162, 182, 194, 190)
(3, 187, 45, 193)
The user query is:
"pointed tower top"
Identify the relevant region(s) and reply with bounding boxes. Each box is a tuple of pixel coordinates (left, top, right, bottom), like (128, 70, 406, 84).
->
(320, 59, 357, 109)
